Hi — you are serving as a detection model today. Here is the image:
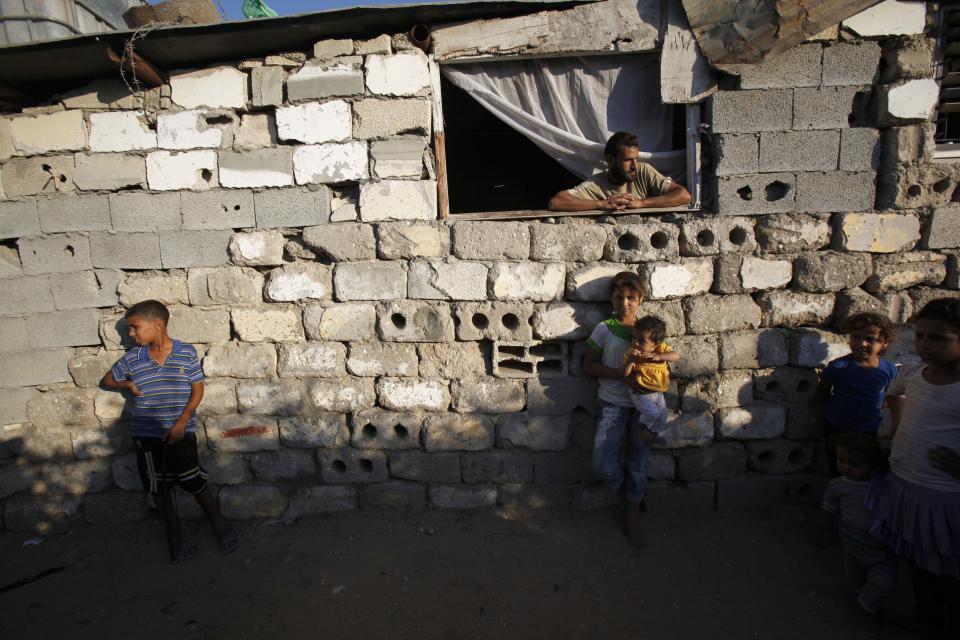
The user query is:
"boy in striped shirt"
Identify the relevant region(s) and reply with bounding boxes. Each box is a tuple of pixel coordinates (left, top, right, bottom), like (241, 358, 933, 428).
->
(103, 300, 238, 563)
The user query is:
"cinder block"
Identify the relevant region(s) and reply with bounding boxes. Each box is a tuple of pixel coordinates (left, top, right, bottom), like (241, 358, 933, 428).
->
(789, 328, 849, 367)
(365, 52, 429, 96)
(453, 301, 534, 341)
(451, 378, 525, 414)
(19, 233, 93, 274)
(334, 261, 407, 300)
(303, 302, 376, 341)
(755, 213, 831, 253)
(719, 329, 789, 369)
(168, 306, 231, 343)
(679, 217, 756, 256)
(759, 130, 840, 173)
(37, 194, 110, 235)
(677, 443, 746, 481)
(234, 113, 277, 150)
(529, 222, 606, 262)
(376, 221, 450, 259)
(715, 173, 796, 215)
(73, 153, 146, 191)
(29, 309, 100, 348)
(250, 66, 284, 107)
(40, 458, 111, 493)
(279, 414, 349, 448)
(302, 222, 376, 261)
(347, 341, 419, 377)
(293, 142, 368, 184)
(462, 451, 533, 483)
(923, 207, 960, 249)
(146, 150, 218, 191)
(565, 262, 631, 301)
(639, 259, 713, 300)
(351, 409, 421, 449)
(714, 134, 759, 176)
(490, 262, 565, 302)
(313, 39, 354, 59)
(822, 41, 880, 86)
(317, 448, 388, 483)
(880, 124, 935, 170)
(0, 199, 40, 240)
(738, 44, 822, 89)
(758, 290, 834, 327)
(839, 128, 880, 171)
(170, 66, 247, 110)
(683, 294, 761, 334)
(497, 413, 569, 451)
(716, 403, 787, 440)
(865, 251, 947, 292)
(669, 335, 720, 378)
(204, 415, 280, 453)
(834, 212, 920, 253)
(220, 147, 294, 189)
(237, 379, 304, 416)
(1, 155, 76, 197)
(604, 222, 679, 262)
(792, 252, 872, 292)
(290, 486, 357, 514)
(359, 180, 436, 222)
(388, 451, 460, 483)
(532, 301, 606, 341)
(418, 342, 486, 378)
(219, 485, 287, 519)
(875, 79, 939, 126)
(229, 230, 285, 266)
(0, 386, 37, 425)
(422, 413, 493, 451)
(526, 378, 597, 416)
(264, 262, 333, 302)
(0, 274, 54, 314)
(833, 288, 912, 327)
(734, 256, 793, 292)
(159, 230, 232, 268)
(9, 110, 87, 154)
(276, 342, 345, 377)
(287, 57, 364, 101)
(879, 35, 935, 83)
(359, 481, 427, 510)
(276, 100, 351, 144)
(708, 89, 793, 133)
(352, 98, 431, 139)
(452, 221, 529, 260)
(180, 189, 255, 230)
(0, 245, 21, 278)
(793, 86, 866, 130)
(377, 300, 454, 342)
(187, 266, 264, 304)
(408, 258, 488, 300)
(798, 171, 876, 213)
(109, 192, 181, 232)
(0, 348, 71, 386)
(307, 377, 376, 412)
(376, 378, 450, 411)
(157, 109, 229, 150)
(370, 136, 426, 179)
(204, 342, 278, 378)
(492, 341, 567, 378)
(254, 186, 331, 228)
(0, 423, 73, 461)
(88, 111, 156, 152)
(231, 305, 304, 342)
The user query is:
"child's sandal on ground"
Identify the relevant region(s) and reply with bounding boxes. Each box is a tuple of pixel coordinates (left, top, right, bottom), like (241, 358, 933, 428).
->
(170, 540, 200, 565)
(219, 526, 240, 554)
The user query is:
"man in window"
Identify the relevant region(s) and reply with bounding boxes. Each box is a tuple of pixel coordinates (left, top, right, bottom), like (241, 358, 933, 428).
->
(547, 131, 691, 212)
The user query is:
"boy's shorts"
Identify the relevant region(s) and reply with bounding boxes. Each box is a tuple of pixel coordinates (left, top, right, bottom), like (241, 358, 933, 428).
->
(134, 434, 208, 496)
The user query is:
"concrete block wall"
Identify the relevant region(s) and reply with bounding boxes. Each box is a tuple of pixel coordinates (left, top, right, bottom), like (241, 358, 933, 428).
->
(1, 14, 958, 532)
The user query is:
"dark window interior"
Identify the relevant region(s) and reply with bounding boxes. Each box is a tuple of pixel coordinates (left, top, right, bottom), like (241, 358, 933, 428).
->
(936, 5, 960, 146)
(441, 74, 687, 214)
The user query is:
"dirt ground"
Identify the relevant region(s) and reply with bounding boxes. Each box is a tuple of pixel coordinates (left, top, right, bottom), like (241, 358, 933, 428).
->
(1, 502, 925, 640)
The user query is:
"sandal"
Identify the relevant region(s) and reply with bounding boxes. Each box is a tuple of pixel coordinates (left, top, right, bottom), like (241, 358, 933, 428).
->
(219, 526, 240, 555)
(170, 539, 201, 565)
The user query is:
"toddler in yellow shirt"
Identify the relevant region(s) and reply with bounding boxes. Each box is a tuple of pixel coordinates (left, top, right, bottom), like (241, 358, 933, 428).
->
(622, 316, 680, 444)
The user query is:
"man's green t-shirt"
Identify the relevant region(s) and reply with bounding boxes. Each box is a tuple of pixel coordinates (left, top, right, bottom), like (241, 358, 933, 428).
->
(567, 163, 672, 201)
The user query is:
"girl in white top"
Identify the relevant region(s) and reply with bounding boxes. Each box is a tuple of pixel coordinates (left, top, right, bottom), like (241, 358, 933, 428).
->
(867, 298, 960, 635)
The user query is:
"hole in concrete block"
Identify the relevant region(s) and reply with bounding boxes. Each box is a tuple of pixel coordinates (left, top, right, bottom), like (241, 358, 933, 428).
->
(359, 459, 374, 472)
(649, 231, 669, 250)
(41, 163, 51, 171)
(204, 114, 233, 126)
(757, 450, 775, 464)
(617, 233, 640, 251)
(538, 360, 564, 375)
(501, 313, 520, 331)
(63, 244, 76, 257)
(471, 313, 489, 330)
(764, 181, 789, 202)
(499, 359, 534, 373)
(498, 345, 525, 357)
(391, 313, 407, 329)
(736, 185, 753, 201)
(765, 380, 780, 393)
(200, 168, 213, 182)
(728, 227, 748, 246)
(530, 343, 562, 357)
(952, 185, 960, 202)
(796, 380, 811, 393)
(332, 459, 347, 473)
(361, 424, 377, 439)
(696, 229, 715, 246)
(907, 184, 922, 198)
(934, 178, 952, 194)
(393, 424, 409, 439)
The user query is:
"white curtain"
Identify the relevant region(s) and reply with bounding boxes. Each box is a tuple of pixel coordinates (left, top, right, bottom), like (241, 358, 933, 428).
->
(441, 55, 685, 180)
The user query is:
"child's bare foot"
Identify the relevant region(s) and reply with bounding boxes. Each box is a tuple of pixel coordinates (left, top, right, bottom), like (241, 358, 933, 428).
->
(625, 501, 646, 550)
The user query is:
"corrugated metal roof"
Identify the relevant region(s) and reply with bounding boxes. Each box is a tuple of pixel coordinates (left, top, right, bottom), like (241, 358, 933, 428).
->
(0, 1, 589, 97)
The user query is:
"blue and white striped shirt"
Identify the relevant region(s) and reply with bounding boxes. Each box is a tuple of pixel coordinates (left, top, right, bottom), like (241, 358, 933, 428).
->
(110, 340, 204, 438)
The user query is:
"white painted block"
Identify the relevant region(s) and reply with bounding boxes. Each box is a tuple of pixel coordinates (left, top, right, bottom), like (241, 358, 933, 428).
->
(146, 150, 218, 191)
(219, 148, 294, 188)
(276, 101, 351, 144)
(89, 112, 157, 152)
(885, 79, 939, 121)
(359, 180, 436, 221)
(740, 257, 792, 291)
(170, 66, 247, 109)
(365, 53, 430, 96)
(157, 110, 223, 149)
(293, 142, 369, 184)
(842, 1, 926, 37)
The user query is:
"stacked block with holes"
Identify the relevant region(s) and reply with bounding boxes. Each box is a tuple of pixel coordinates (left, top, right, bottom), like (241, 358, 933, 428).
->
(1, 10, 959, 532)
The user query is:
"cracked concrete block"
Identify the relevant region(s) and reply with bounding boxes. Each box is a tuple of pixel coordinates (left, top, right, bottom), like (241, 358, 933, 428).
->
(68, 349, 120, 388)
(0, 199, 40, 239)
(251, 66, 284, 107)
(714, 133, 759, 176)
(2, 155, 76, 197)
(423, 413, 493, 451)
(793, 86, 866, 130)
(792, 252, 872, 293)
(378, 300, 454, 342)
(716, 172, 796, 215)
(237, 379, 303, 416)
(683, 294, 761, 334)
(293, 141, 368, 184)
(203, 342, 277, 378)
(823, 41, 880, 86)
(865, 252, 946, 292)
(669, 335, 719, 378)
(359, 180, 436, 221)
(0, 348, 71, 386)
(708, 89, 792, 133)
(376, 222, 449, 259)
(408, 258, 488, 300)
(759, 130, 840, 172)
(264, 262, 333, 302)
(347, 342, 418, 377)
(160, 230, 232, 268)
(88, 112, 156, 152)
(719, 329, 789, 370)
(351, 409, 421, 449)
(108, 191, 181, 232)
(146, 150, 218, 191)
(370, 136, 426, 178)
(790, 328, 849, 367)
(679, 216, 756, 256)
(276, 100, 351, 143)
(287, 57, 364, 101)
(37, 194, 110, 234)
(204, 415, 280, 453)
(279, 414, 349, 448)
(639, 259, 713, 300)
(277, 342, 345, 377)
(717, 403, 786, 440)
(605, 222, 679, 262)
(234, 113, 277, 150)
(876, 79, 939, 126)
(755, 213, 831, 254)
(232, 305, 304, 342)
(365, 52, 429, 96)
(453, 301, 534, 341)
(302, 222, 375, 262)
(118, 271, 189, 305)
(451, 378, 525, 414)
(497, 414, 569, 451)
(490, 262, 564, 302)
(307, 378, 376, 412)
(880, 35, 935, 83)
(758, 290, 834, 327)
(356, 34, 392, 55)
(228, 230, 285, 266)
(334, 261, 407, 300)
(418, 342, 486, 379)
(677, 443, 745, 481)
(738, 44, 822, 89)
(254, 187, 330, 228)
(352, 98, 431, 138)
(834, 212, 920, 253)
(10, 110, 86, 154)
(20, 233, 93, 274)
(923, 207, 960, 249)
(529, 222, 606, 262)
(0, 274, 55, 313)
(839, 128, 881, 172)
(797, 171, 875, 213)
(170, 66, 247, 109)
(188, 266, 264, 305)
(219, 148, 294, 188)
(833, 288, 913, 326)
(157, 109, 229, 150)
(532, 302, 606, 341)
(219, 485, 287, 519)
(73, 154, 146, 191)
(453, 221, 529, 260)
(303, 302, 375, 341)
